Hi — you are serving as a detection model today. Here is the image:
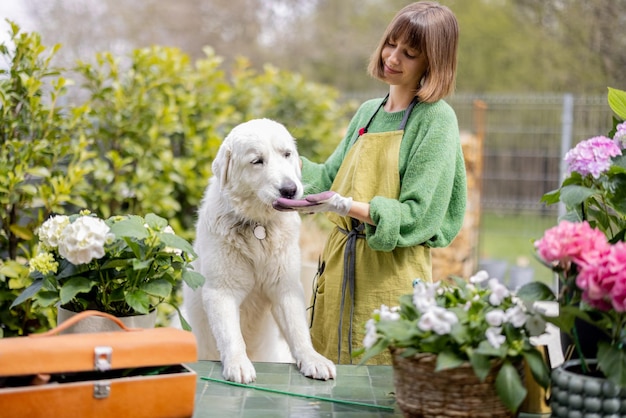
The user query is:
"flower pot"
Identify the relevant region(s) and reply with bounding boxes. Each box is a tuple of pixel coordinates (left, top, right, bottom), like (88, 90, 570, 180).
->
(391, 351, 521, 418)
(550, 359, 626, 417)
(559, 317, 609, 360)
(57, 306, 157, 334)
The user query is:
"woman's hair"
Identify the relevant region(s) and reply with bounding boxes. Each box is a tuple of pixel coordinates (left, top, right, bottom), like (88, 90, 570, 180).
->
(367, 1, 459, 103)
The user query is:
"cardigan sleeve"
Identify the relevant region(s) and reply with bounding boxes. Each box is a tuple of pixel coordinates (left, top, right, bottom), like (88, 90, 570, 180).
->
(365, 101, 467, 250)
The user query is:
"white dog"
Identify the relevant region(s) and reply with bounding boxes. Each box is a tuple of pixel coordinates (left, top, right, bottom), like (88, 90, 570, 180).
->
(183, 118, 336, 384)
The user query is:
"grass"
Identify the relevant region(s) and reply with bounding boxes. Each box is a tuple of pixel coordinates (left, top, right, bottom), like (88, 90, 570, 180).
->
(478, 211, 558, 287)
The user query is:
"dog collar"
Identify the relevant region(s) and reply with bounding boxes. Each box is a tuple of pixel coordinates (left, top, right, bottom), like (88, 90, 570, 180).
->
(253, 225, 266, 240)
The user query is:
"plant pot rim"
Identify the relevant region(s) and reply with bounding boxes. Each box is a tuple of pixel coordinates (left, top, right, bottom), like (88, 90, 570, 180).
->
(58, 304, 157, 318)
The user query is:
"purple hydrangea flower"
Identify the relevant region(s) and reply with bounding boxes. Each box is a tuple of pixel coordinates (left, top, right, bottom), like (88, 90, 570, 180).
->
(614, 122, 626, 149)
(564, 136, 622, 178)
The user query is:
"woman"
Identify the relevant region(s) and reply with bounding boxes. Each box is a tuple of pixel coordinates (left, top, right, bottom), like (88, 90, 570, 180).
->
(274, 1, 466, 364)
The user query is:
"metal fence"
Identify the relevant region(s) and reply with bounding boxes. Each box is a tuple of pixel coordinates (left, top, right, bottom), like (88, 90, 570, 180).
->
(448, 93, 613, 215)
(345, 91, 614, 216)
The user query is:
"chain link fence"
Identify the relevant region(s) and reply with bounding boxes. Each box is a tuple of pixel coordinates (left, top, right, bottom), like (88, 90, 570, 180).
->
(448, 93, 612, 215)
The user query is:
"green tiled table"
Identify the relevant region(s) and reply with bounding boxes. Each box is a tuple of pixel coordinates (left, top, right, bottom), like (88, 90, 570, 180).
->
(188, 361, 548, 417)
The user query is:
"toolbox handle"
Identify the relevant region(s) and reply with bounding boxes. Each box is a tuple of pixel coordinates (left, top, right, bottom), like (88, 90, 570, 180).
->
(32, 310, 139, 337)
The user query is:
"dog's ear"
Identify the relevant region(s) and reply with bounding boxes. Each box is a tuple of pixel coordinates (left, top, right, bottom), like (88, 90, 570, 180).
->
(212, 146, 232, 190)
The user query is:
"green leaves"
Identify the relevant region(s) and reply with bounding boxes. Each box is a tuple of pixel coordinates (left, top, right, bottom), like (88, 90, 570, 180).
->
(516, 281, 556, 305)
(183, 270, 206, 290)
(522, 348, 551, 389)
(608, 87, 626, 120)
(495, 360, 527, 413)
(59, 277, 95, 305)
(597, 342, 626, 388)
(108, 216, 150, 240)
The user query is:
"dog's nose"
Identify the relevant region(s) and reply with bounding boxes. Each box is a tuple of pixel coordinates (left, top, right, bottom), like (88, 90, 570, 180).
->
(279, 181, 298, 199)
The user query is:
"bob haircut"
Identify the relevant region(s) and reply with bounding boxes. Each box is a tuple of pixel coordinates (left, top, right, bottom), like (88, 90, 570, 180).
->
(367, 1, 458, 103)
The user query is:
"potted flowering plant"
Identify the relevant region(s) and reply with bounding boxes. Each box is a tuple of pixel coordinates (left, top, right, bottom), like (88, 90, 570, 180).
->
(519, 88, 626, 402)
(357, 274, 551, 415)
(11, 211, 205, 329)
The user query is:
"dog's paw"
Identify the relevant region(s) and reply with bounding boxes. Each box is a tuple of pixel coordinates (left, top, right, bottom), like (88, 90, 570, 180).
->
(296, 352, 337, 381)
(222, 356, 257, 384)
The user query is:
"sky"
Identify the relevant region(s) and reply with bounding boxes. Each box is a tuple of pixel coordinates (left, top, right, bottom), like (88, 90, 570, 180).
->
(0, 2, 34, 43)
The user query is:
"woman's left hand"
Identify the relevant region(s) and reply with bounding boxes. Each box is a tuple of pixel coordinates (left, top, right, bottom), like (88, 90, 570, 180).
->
(273, 191, 353, 216)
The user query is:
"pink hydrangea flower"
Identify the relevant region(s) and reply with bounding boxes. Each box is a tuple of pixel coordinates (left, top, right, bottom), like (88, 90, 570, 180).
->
(534, 220, 610, 268)
(577, 241, 626, 312)
(564, 136, 621, 178)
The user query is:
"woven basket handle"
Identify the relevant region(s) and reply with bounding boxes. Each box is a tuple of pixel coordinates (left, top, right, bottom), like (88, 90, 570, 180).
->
(32, 310, 137, 337)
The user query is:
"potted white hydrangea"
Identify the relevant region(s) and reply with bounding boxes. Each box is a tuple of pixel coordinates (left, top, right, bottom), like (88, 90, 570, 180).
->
(356, 273, 551, 417)
(11, 211, 205, 329)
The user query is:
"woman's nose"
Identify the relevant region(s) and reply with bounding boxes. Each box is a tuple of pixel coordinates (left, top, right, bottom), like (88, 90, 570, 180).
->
(388, 49, 400, 64)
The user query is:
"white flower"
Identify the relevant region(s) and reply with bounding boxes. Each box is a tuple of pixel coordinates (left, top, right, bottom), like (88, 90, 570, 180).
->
(505, 305, 527, 328)
(378, 304, 400, 321)
(488, 278, 509, 306)
(525, 314, 547, 337)
(486, 326, 506, 349)
(58, 216, 114, 265)
(38, 215, 70, 249)
(413, 281, 439, 313)
(485, 309, 506, 327)
(362, 319, 379, 349)
(469, 270, 489, 284)
(418, 306, 458, 335)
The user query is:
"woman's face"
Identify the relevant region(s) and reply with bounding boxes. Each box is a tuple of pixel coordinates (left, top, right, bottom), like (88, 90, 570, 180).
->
(381, 38, 428, 91)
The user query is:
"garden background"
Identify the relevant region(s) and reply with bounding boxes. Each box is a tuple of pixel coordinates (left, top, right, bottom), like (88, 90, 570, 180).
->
(1, 0, 623, 336)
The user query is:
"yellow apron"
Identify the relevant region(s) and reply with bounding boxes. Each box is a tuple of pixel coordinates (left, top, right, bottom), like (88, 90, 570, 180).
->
(310, 96, 431, 365)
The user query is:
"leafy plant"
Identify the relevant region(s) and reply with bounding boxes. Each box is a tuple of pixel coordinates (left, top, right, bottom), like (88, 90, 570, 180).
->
(540, 87, 626, 243)
(519, 87, 626, 388)
(0, 20, 92, 336)
(357, 274, 551, 413)
(11, 211, 205, 328)
(73, 46, 229, 236)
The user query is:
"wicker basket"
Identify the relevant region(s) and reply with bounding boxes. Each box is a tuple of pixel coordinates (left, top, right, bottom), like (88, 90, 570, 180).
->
(391, 350, 520, 418)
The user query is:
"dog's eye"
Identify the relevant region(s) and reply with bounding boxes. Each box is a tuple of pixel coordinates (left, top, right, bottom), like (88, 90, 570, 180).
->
(284, 151, 292, 158)
(252, 158, 264, 165)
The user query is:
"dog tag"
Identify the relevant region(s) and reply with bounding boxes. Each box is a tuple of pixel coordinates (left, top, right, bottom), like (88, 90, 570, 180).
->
(253, 225, 266, 240)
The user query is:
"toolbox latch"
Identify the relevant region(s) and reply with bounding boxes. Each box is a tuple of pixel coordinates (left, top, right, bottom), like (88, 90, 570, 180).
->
(94, 346, 113, 371)
(93, 380, 112, 399)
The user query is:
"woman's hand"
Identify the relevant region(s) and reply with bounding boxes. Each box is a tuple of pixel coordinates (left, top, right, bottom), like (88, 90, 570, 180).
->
(273, 191, 353, 216)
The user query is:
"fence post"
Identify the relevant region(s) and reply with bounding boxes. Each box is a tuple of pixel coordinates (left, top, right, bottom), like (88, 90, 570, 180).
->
(558, 93, 574, 218)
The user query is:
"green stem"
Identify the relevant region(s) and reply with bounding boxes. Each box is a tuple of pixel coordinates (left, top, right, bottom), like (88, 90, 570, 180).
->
(561, 269, 589, 374)
(571, 324, 589, 373)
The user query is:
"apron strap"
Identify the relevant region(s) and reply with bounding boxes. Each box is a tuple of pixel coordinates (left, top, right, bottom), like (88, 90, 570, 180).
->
(337, 219, 365, 363)
(398, 96, 419, 130)
(356, 94, 387, 138)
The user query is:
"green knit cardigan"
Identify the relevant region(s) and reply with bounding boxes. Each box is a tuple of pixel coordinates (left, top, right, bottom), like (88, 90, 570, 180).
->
(301, 97, 467, 251)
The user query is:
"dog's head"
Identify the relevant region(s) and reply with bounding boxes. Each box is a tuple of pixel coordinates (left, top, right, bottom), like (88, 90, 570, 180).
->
(212, 119, 303, 217)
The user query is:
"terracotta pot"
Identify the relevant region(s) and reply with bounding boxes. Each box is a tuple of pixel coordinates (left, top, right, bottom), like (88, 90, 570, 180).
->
(57, 306, 157, 333)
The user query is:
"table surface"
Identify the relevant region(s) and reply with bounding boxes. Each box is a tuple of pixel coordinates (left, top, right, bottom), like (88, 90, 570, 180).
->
(187, 361, 549, 418)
